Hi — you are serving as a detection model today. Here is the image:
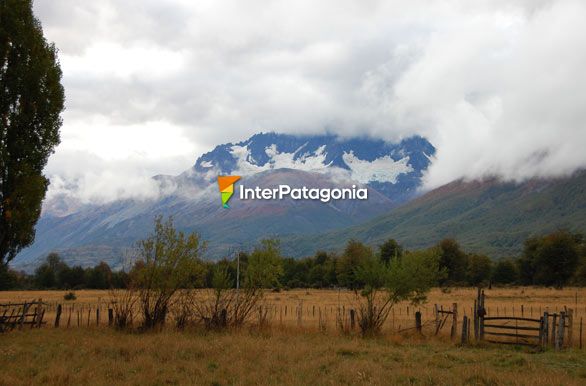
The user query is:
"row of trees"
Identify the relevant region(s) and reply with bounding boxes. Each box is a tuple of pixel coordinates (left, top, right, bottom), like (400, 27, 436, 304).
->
(121, 217, 441, 335)
(435, 230, 586, 288)
(0, 253, 128, 290)
(6, 220, 584, 333)
(278, 231, 586, 289)
(2, 230, 585, 291)
(100, 217, 441, 335)
(1, 217, 442, 335)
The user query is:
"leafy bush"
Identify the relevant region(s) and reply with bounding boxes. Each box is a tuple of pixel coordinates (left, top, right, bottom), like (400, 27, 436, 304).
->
(354, 248, 445, 336)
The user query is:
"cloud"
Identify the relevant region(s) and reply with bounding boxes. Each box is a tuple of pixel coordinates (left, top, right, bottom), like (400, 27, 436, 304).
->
(44, 151, 185, 205)
(43, 119, 199, 205)
(32, 0, 586, 202)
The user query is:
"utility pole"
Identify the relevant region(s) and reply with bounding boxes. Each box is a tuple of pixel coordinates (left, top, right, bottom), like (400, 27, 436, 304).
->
(236, 250, 240, 292)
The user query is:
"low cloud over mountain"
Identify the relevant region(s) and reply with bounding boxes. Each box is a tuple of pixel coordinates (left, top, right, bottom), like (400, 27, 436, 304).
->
(32, 0, 586, 204)
(17, 133, 433, 270)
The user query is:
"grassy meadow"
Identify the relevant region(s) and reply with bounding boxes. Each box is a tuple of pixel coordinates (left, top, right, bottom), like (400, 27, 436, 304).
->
(1, 287, 585, 335)
(1, 326, 586, 385)
(1, 287, 586, 385)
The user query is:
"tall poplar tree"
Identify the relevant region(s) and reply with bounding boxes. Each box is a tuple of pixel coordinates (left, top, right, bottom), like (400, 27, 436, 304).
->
(0, 0, 64, 264)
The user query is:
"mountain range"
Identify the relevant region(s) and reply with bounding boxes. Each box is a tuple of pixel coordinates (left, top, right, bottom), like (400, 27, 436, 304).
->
(12, 132, 435, 270)
(281, 171, 586, 258)
(11, 132, 586, 271)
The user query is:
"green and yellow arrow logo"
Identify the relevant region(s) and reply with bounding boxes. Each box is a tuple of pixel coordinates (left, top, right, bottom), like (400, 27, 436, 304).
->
(217, 176, 241, 208)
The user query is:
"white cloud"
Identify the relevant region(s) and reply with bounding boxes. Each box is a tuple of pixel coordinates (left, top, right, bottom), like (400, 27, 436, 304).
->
(32, 0, 586, 202)
(61, 42, 188, 80)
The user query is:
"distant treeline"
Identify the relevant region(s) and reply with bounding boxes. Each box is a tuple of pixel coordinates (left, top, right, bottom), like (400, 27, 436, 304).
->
(1, 229, 585, 291)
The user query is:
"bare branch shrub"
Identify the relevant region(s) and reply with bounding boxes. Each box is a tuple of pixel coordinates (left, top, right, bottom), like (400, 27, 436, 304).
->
(193, 239, 282, 330)
(109, 288, 138, 330)
(133, 216, 205, 330)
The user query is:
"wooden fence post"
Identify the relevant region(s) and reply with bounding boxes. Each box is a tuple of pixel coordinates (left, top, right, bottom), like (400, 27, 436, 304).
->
(220, 308, 227, 327)
(551, 313, 557, 347)
(108, 308, 114, 326)
(461, 316, 468, 345)
(67, 307, 71, 328)
(580, 318, 582, 350)
(297, 302, 303, 327)
(415, 311, 422, 334)
(19, 303, 30, 330)
(567, 309, 573, 347)
(318, 308, 326, 332)
(36, 309, 45, 328)
(451, 303, 458, 340)
(539, 316, 545, 347)
(479, 314, 485, 341)
(350, 309, 356, 330)
(543, 311, 549, 347)
(31, 301, 39, 329)
(555, 312, 565, 350)
(96, 307, 100, 326)
(54, 304, 62, 328)
(473, 300, 478, 341)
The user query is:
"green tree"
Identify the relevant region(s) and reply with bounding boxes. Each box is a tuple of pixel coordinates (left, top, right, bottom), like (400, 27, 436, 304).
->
(354, 248, 444, 336)
(281, 257, 305, 288)
(518, 231, 582, 287)
(573, 256, 586, 286)
(0, 263, 18, 289)
(492, 259, 518, 284)
(58, 265, 86, 289)
(533, 230, 580, 288)
(466, 254, 492, 286)
(86, 261, 113, 289)
(378, 238, 403, 264)
(336, 239, 373, 290)
(437, 239, 469, 285)
(34, 252, 66, 288)
(0, 1, 65, 265)
(245, 238, 283, 288)
(517, 236, 541, 285)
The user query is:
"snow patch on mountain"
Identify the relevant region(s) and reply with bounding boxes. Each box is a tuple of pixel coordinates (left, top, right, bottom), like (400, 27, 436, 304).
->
(342, 152, 413, 184)
(226, 142, 414, 185)
(230, 143, 333, 175)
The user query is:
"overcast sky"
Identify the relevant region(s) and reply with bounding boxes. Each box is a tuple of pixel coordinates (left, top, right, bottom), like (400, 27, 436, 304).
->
(33, 0, 586, 203)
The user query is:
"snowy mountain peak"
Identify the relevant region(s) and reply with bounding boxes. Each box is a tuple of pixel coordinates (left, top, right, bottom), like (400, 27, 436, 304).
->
(193, 132, 434, 199)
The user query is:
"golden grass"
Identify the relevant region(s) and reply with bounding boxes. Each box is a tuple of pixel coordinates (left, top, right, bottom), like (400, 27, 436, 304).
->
(1, 327, 586, 385)
(2, 288, 586, 385)
(2, 287, 585, 339)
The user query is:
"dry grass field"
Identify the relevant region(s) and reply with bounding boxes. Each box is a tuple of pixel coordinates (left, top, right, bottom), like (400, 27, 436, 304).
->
(2, 287, 586, 385)
(1, 287, 585, 337)
(1, 326, 586, 385)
